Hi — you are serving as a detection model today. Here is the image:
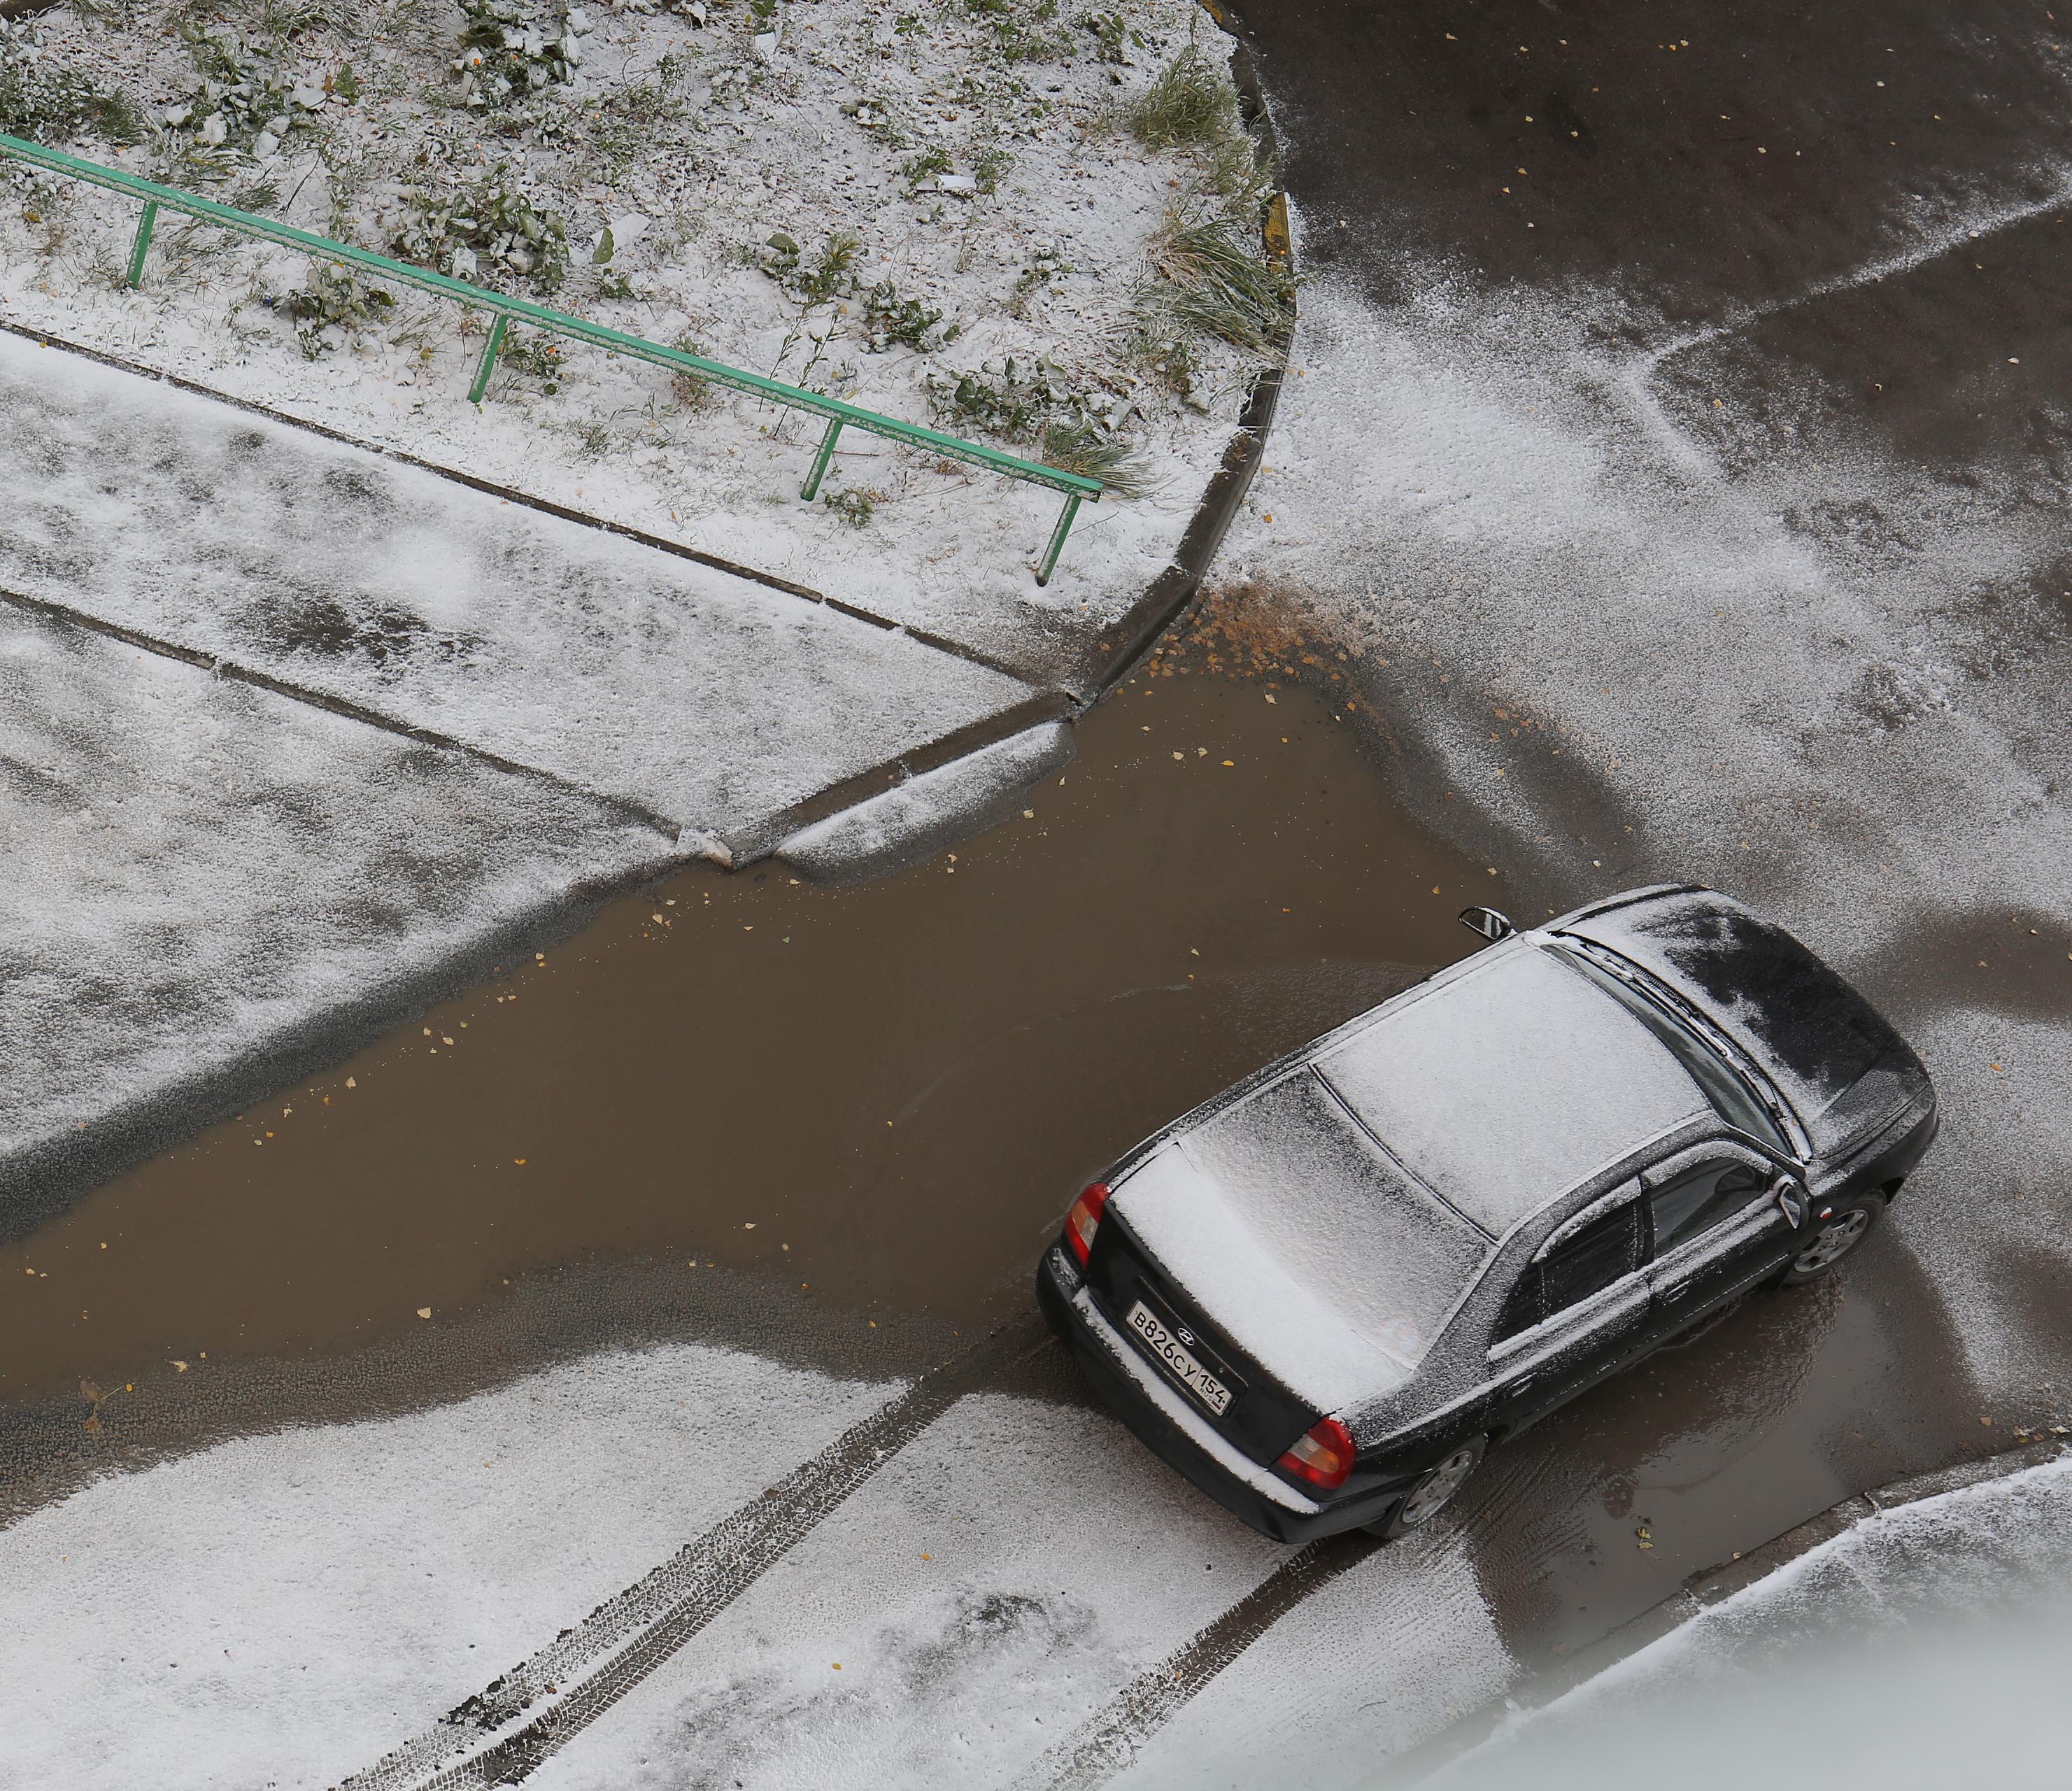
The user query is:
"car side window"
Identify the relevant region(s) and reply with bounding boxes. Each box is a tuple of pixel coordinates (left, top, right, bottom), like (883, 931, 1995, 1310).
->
(1493, 1202, 1645, 1342)
(1649, 1160, 1768, 1255)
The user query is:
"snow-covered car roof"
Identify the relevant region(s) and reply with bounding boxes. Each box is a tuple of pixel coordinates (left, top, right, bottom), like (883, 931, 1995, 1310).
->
(1313, 942, 1712, 1237)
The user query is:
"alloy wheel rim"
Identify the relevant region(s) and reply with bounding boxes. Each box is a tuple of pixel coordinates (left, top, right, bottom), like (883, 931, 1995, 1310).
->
(1400, 1446, 1478, 1529)
(1794, 1207, 1871, 1273)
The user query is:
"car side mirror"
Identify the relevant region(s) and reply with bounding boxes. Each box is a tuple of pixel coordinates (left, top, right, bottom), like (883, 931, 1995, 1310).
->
(1459, 906, 1515, 944)
(1771, 1175, 1810, 1228)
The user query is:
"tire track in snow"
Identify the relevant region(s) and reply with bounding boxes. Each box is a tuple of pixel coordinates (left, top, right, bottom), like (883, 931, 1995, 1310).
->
(1002, 1530, 1384, 1791)
(338, 1313, 1051, 1791)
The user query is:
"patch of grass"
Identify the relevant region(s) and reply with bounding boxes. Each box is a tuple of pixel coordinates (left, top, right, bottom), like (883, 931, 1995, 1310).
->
(273, 259, 395, 358)
(1140, 204, 1295, 355)
(860, 278, 953, 352)
(670, 330, 716, 409)
(1127, 43, 1238, 153)
(453, 0, 588, 112)
(392, 164, 569, 291)
(973, 143, 1014, 193)
(499, 325, 565, 389)
(822, 486, 877, 528)
(757, 229, 860, 306)
(927, 354, 1084, 441)
(965, 0, 1070, 62)
(1039, 418, 1151, 497)
(1, 17, 147, 143)
(1077, 8, 1140, 64)
(902, 143, 952, 188)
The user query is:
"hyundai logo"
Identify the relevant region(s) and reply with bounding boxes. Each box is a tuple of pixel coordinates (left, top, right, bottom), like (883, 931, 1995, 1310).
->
(1176, 1326, 1195, 1346)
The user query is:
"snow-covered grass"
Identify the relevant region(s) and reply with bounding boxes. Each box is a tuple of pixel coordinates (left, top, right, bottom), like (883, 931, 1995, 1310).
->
(3, 0, 1276, 635)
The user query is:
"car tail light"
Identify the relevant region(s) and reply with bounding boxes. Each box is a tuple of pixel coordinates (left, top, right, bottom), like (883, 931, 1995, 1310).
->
(1065, 1182, 1111, 1267)
(1277, 1416, 1356, 1491)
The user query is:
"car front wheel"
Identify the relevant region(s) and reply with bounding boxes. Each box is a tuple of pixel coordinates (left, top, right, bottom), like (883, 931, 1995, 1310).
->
(1780, 1191, 1886, 1285)
(1365, 1436, 1487, 1541)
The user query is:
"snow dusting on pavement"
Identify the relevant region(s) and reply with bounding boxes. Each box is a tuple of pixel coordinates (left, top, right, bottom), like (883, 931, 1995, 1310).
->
(0, 327, 1044, 849)
(1213, 256, 2072, 1399)
(0, 601, 667, 1231)
(0, 1341, 900, 1790)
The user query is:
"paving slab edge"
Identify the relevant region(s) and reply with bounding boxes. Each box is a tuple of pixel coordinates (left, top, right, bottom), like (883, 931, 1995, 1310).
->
(1376, 1435, 2072, 1788)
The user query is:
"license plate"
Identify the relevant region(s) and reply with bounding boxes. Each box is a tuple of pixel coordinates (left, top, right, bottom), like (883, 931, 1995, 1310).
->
(1125, 1301, 1233, 1416)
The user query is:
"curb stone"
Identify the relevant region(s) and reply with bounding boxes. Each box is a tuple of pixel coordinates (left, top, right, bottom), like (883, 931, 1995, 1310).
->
(1375, 1436, 2072, 1788)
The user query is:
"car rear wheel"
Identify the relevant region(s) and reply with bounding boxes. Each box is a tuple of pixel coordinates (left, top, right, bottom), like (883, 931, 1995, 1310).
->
(1780, 1191, 1886, 1285)
(1365, 1436, 1486, 1540)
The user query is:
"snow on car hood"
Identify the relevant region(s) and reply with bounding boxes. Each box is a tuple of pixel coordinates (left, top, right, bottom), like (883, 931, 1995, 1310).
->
(1110, 1071, 1489, 1414)
(1556, 889, 1926, 1152)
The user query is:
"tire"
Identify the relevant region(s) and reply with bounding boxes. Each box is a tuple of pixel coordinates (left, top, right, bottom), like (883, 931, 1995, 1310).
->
(1363, 1436, 1487, 1541)
(1779, 1191, 1886, 1286)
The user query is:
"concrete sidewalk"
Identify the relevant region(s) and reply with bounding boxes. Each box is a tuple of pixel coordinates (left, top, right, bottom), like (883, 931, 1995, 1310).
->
(0, 330, 1081, 1233)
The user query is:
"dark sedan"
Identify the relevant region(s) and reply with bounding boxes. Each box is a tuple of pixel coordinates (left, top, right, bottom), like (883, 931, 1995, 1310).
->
(1038, 886, 1938, 1543)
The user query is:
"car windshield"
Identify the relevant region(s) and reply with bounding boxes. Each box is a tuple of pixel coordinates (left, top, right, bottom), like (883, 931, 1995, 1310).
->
(1552, 944, 1791, 1154)
(1178, 1070, 1489, 1371)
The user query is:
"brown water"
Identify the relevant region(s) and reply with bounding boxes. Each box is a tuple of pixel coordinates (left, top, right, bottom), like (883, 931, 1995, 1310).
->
(0, 641, 2017, 1708)
(0, 664, 1509, 1403)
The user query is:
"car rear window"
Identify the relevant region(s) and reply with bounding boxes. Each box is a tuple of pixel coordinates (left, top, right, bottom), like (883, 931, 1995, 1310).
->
(1554, 948, 1789, 1152)
(1179, 1070, 1489, 1370)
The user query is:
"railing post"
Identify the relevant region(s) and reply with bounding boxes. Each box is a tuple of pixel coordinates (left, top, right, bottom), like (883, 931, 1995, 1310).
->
(1035, 492, 1081, 586)
(125, 200, 158, 290)
(800, 416, 843, 501)
(468, 312, 509, 404)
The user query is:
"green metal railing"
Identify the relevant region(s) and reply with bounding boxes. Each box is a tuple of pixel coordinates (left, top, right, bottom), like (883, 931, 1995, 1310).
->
(0, 132, 1102, 582)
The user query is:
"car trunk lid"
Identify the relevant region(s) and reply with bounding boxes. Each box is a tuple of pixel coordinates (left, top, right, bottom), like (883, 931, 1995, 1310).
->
(1102, 1069, 1489, 1419)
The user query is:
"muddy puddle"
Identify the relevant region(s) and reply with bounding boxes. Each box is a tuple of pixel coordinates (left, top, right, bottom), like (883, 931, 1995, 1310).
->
(0, 658, 1510, 1404)
(0, 632, 2010, 1702)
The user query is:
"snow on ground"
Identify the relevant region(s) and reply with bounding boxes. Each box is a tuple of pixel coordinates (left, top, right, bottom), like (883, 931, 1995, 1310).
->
(3, 0, 1265, 641)
(1212, 253, 2072, 1401)
(0, 1357, 1514, 1790)
(1428, 1452, 2072, 1790)
(0, 1340, 900, 1791)
(0, 600, 668, 1232)
(0, 327, 1040, 850)
(1109, 1531, 1511, 1791)
(520, 1392, 1293, 1790)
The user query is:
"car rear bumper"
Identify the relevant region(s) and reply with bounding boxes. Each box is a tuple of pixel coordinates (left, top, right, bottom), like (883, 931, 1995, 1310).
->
(1037, 1244, 1404, 1544)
